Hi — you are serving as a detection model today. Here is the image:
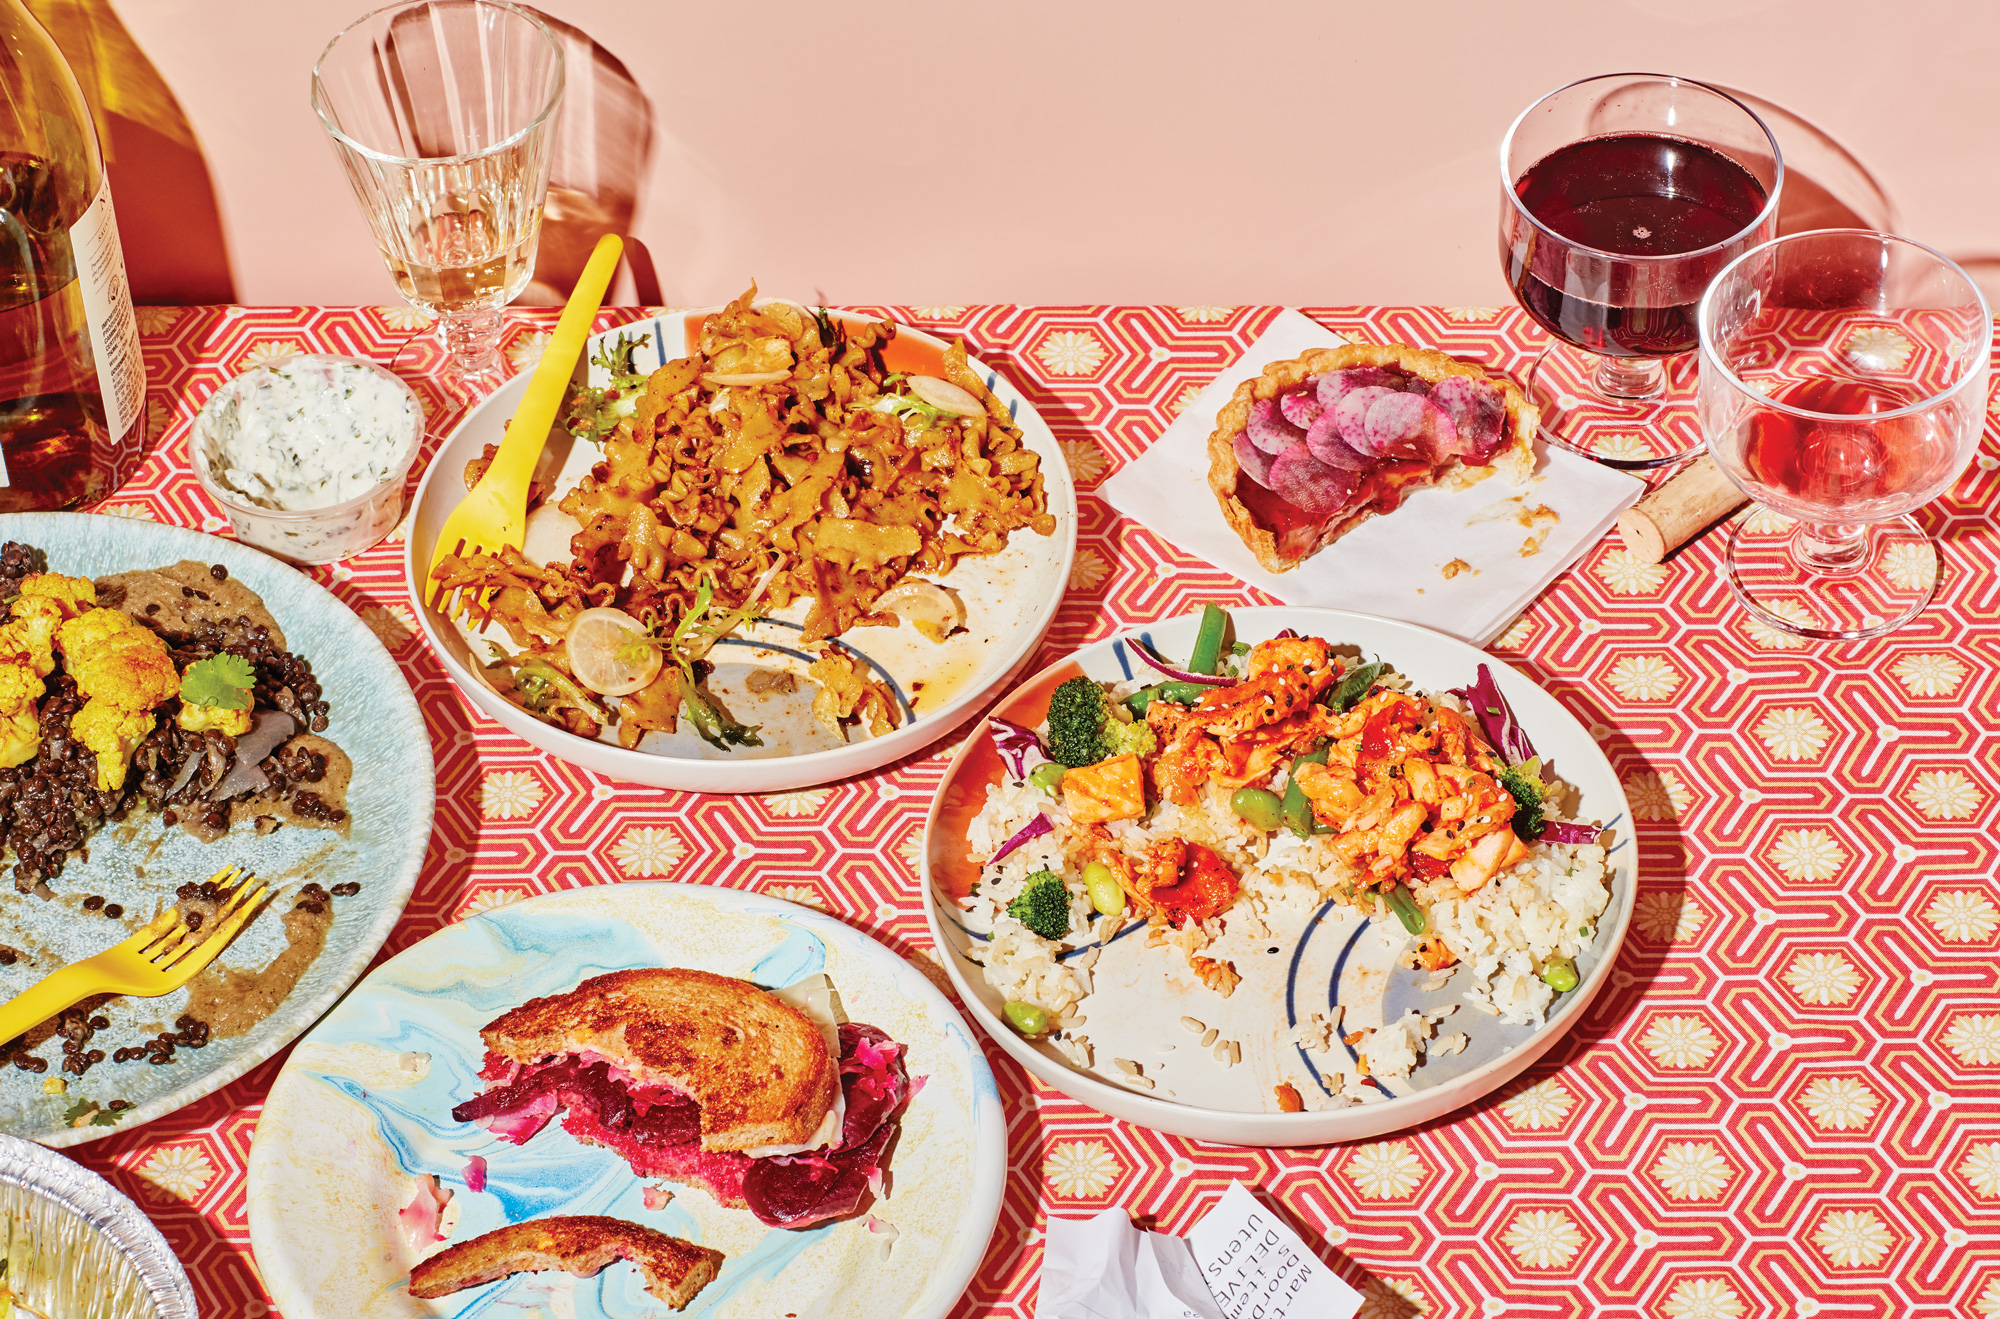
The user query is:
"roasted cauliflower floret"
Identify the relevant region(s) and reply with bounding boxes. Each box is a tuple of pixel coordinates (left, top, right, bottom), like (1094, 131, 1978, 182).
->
(176, 701, 254, 737)
(55, 607, 180, 791)
(0, 573, 94, 677)
(0, 658, 45, 769)
(69, 700, 159, 791)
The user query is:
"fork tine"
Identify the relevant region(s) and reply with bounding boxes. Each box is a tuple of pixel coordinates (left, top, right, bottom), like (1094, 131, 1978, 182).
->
(156, 879, 271, 975)
(426, 535, 472, 612)
(135, 863, 245, 957)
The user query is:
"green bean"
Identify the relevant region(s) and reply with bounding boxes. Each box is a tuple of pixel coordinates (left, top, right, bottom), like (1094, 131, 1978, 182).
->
(1029, 762, 1066, 794)
(1082, 861, 1125, 916)
(1540, 958, 1579, 993)
(1384, 885, 1427, 936)
(1003, 1000, 1050, 1036)
(1230, 787, 1285, 832)
(1328, 660, 1387, 712)
(1125, 687, 1156, 718)
(1281, 745, 1330, 838)
(1188, 604, 1229, 676)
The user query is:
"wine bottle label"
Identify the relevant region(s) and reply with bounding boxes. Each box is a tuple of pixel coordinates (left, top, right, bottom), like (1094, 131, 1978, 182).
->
(70, 174, 146, 444)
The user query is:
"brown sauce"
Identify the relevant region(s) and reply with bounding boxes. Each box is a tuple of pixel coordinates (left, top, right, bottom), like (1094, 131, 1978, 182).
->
(183, 896, 333, 1039)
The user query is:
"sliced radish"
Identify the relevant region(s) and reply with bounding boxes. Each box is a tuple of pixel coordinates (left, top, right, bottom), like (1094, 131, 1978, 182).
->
(1278, 387, 1322, 429)
(907, 375, 987, 416)
(1245, 398, 1306, 455)
(1315, 366, 1400, 410)
(1233, 431, 1277, 485)
(1331, 385, 1398, 445)
(877, 578, 964, 642)
(1430, 376, 1508, 459)
(1268, 445, 1363, 520)
(1304, 408, 1373, 471)
(1356, 392, 1457, 462)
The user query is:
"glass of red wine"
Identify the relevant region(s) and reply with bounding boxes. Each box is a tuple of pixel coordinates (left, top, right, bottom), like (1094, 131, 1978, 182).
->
(1501, 74, 1784, 468)
(1698, 230, 1991, 639)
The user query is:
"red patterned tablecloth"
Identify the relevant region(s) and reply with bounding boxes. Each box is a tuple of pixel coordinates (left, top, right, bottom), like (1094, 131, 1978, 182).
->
(56, 302, 2000, 1318)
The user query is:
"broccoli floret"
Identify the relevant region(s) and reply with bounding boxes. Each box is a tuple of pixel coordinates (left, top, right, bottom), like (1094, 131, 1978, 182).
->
(1046, 676, 1156, 767)
(1101, 716, 1157, 759)
(1497, 757, 1547, 841)
(1006, 869, 1071, 940)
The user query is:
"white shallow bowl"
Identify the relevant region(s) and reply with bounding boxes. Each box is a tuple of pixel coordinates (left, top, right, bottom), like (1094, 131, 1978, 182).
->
(406, 307, 1076, 793)
(921, 605, 1636, 1146)
(247, 882, 1007, 1319)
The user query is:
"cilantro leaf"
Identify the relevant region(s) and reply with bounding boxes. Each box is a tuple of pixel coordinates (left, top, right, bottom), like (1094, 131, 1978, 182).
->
(180, 653, 255, 709)
(61, 1097, 121, 1127)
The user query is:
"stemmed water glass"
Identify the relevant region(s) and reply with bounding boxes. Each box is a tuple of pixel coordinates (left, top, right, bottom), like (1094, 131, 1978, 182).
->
(1697, 230, 1991, 640)
(311, 0, 564, 395)
(1500, 74, 1784, 468)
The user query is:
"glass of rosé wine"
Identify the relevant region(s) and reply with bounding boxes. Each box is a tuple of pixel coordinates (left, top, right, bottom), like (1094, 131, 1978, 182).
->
(1697, 230, 1991, 640)
(1500, 74, 1784, 468)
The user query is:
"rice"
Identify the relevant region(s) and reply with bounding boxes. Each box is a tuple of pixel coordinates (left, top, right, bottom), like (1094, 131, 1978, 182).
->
(1426, 843, 1610, 1027)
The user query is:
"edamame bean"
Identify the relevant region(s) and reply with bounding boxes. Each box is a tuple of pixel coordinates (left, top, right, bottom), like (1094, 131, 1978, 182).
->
(1029, 762, 1066, 794)
(1003, 1000, 1050, 1036)
(1082, 861, 1125, 916)
(1540, 958, 1579, 993)
(1229, 787, 1285, 832)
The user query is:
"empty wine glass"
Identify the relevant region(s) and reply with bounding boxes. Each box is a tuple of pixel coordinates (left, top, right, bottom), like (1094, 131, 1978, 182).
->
(312, 0, 564, 393)
(1500, 74, 1784, 468)
(1698, 230, 1991, 640)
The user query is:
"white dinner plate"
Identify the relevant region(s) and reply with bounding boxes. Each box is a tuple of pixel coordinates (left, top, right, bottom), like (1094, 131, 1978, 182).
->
(246, 882, 1006, 1319)
(0, 512, 433, 1147)
(406, 306, 1077, 792)
(922, 605, 1636, 1146)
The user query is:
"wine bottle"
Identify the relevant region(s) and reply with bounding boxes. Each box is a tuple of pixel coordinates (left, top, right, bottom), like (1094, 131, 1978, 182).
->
(0, 0, 146, 512)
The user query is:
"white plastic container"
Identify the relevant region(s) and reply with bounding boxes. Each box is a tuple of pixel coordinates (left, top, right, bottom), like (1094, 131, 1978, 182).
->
(191, 352, 422, 564)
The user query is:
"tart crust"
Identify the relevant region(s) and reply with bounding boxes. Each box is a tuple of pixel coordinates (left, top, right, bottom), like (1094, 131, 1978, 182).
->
(1206, 343, 1539, 574)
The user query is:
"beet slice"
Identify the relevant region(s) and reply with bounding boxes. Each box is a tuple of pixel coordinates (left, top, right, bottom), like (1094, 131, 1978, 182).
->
(1267, 445, 1364, 521)
(1430, 376, 1508, 460)
(1303, 407, 1373, 471)
(1245, 398, 1306, 455)
(1278, 387, 1322, 429)
(1234, 432, 1285, 486)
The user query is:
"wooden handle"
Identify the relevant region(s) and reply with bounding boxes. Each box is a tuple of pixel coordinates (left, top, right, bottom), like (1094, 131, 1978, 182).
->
(1616, 456, 1750, 563)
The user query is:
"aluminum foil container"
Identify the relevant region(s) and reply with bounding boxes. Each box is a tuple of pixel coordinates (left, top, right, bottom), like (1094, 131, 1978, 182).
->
(0, 1133, 196, 1318)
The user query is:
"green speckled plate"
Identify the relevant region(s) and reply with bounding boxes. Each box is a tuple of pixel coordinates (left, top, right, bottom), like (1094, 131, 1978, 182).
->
(0, 513, 434, 1147)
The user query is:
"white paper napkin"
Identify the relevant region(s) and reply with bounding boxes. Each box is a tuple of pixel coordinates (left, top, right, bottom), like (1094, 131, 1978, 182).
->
(1098, 309, 1645, 646)
(1036, 1184, 1362, 1319)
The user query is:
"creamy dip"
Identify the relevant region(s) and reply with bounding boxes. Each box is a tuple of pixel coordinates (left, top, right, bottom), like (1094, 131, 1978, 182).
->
(200, 355, 419, 511)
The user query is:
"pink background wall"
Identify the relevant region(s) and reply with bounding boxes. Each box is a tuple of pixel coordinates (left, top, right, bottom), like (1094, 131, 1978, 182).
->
(110, 0, 1998, 309)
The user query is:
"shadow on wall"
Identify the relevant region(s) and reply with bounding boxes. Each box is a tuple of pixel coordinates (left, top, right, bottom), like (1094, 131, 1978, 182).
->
(28, 0, 235, 305)
(517, 9, 661, 307)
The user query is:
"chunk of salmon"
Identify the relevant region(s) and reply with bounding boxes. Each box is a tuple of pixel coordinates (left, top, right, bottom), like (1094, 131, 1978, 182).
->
(1060, 753, 1147, 824)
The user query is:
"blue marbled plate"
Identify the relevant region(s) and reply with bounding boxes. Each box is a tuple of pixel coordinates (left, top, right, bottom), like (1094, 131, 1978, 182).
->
(246, 882, 1005, 1319)
(0, 512, 433, 1147)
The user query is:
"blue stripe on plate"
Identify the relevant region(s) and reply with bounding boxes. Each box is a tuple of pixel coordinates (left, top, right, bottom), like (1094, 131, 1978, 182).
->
(1113, 639, 1132, 683)
(725, 621, 915, 724)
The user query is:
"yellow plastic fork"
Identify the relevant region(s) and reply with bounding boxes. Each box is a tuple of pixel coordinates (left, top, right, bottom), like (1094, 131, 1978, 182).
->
(424, 233, 625, 620)
(0, 864, 271, 1046)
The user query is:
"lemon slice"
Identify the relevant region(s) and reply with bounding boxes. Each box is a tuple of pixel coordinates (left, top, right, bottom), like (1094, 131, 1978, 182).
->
(565, 607, 662, 696)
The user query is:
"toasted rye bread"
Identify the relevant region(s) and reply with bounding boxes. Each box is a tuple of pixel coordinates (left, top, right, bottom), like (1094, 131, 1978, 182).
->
(407, 1216, 723, 1310)
(1206, 343, 1539, 573)
(479, 968, 839, 1153)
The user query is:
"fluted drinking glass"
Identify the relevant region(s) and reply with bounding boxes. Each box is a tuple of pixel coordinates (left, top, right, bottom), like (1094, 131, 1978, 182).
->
(312, 0, 563, 390)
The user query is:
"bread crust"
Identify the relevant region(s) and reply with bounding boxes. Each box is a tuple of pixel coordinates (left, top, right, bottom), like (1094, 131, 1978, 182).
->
(408, 1215, 723, 1310)
(479, 968, 840, 1153)
(1205, 343, 1539, 573)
